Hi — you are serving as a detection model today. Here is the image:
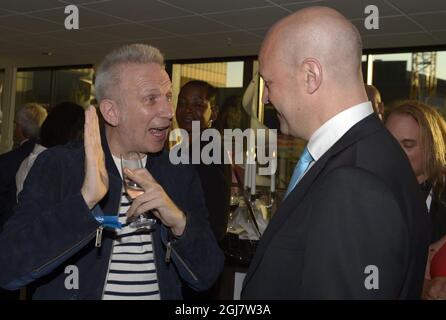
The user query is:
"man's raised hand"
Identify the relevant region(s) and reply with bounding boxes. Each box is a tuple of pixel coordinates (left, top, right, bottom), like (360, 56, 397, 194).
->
(81, 106, 109, 209)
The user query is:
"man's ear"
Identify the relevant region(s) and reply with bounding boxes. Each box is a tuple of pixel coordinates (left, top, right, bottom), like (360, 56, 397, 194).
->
(302, 58, 322, 94)
(99, 99, 119, 126)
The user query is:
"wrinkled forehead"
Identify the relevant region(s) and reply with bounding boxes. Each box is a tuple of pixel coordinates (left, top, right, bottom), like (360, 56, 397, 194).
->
(121, 63, 172, 91)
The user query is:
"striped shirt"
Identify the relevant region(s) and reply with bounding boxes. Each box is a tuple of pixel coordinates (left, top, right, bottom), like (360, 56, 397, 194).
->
(102, 155, 160, 300)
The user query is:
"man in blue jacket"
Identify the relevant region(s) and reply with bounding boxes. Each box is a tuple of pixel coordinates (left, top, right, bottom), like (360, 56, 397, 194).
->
(0, 44, 224, 299)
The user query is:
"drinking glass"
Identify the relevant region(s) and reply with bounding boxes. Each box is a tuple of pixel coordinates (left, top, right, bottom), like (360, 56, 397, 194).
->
(120, 153, 157, 229)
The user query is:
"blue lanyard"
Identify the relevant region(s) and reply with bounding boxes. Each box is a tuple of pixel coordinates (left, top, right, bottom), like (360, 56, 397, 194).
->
(91, 205, 122, 229)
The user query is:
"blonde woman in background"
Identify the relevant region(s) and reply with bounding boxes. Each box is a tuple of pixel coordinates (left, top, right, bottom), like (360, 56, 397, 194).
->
(386, 100, 446, 299)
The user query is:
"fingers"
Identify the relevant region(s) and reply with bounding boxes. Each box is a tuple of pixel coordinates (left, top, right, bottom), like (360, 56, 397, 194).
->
(81, 105, 109, 208)
(123, 167, 155, 189)
(84, 106, 101, 158)
(84, 106, 92, 152)
(128, 201, 161, 219)
(127, 191, 159, 218)
(85, 105, 98, 136)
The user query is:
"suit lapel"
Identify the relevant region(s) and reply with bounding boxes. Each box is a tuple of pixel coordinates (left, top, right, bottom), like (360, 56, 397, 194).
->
(242, 150, 331, 288)
(242, 113, 383, 290)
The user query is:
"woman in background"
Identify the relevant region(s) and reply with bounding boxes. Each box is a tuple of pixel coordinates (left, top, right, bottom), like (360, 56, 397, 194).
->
(385, 100, 446, 299)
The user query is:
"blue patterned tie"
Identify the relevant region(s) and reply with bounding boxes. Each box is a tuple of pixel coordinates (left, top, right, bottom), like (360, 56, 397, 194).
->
(285, 147, 313, 197)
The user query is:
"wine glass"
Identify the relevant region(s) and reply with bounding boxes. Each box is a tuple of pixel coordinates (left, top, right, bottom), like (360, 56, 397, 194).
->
(120, 153, 157, 229)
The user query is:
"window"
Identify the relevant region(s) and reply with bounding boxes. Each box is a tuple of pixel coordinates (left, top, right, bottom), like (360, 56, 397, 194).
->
(366, 51, 446, 115)
(15, 66, 93, 111)
(15, 69, 52, 109)
(371, 53, 412, 108)
(54, 68, 94, 107)
(171, 61, 245, 110)
(171, 60, 250, 135)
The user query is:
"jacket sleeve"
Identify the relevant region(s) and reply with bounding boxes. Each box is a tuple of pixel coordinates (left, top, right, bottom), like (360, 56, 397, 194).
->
(299, 167, 422, 299)
(161, 166, 225, 291)
(0, 149, 99, 290)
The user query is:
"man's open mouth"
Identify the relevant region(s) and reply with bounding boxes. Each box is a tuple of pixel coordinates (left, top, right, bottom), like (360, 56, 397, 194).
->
(149, 125, 170, 137)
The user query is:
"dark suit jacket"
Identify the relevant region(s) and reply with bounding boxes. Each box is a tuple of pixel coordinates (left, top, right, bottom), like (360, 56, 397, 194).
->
(0, 139, 35, 229)
(241, 114, 430, 299)
(428, 193, 446, 244)
(182, 140, 231, 243)
(193, 140, 231, 243)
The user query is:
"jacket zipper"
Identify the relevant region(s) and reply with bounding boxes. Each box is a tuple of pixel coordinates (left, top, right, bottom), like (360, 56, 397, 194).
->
(165, 241, 198, 282)
(95, 226, 103, 247)
(33, 228, 98, 274)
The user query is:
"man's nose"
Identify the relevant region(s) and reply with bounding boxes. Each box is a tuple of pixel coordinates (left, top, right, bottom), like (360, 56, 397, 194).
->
(181, 100, 194, 113)
(159, 98, 174, 119)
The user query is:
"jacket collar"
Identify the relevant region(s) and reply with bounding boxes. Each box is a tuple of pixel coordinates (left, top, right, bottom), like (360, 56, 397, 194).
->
(98, 129, 122, 216)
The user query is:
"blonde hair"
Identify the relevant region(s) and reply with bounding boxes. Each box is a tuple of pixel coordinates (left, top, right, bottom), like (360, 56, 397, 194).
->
(94, 44, 165, 103)
(387, 100, 446, 200)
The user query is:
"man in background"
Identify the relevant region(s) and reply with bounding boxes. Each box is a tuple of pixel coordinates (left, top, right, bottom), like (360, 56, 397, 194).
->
(365, 84, 385, 120)
(0, 103, 47, 229)
(0, 102, 46, 300)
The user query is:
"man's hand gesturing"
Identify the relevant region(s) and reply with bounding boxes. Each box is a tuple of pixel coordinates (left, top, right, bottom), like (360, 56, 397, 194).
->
(81, 106, 109, 209)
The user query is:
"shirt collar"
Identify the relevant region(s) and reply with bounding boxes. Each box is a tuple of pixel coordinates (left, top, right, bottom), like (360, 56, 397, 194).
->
(307, 102, 374, 161)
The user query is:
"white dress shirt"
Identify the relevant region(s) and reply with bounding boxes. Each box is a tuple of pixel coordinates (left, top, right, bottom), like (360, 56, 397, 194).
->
(16, 143, 47, 199)
(303, 101, 374, 177)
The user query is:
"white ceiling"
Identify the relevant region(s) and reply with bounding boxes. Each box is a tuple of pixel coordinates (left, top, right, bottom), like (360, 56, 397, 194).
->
(0, 0, 445, 67)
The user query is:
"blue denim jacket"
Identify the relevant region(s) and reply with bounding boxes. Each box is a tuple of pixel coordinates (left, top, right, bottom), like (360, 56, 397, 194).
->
(0, 136, 224, 299)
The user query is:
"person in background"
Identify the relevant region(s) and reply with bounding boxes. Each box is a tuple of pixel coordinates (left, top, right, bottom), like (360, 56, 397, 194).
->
(385, 100, 446, 299)
(425, 239, 446, 299)
(0, 103, 47, 229)
(175, 80, 231, 300)
(385, 101, 446, 243)
(365, 84, 385, 121)
(16, 102, 85, 197)
(215, 95, 250, 132)
(0, 102, 46, 300)
(241, 6, 429, 299)
(175, 80, 231, 243)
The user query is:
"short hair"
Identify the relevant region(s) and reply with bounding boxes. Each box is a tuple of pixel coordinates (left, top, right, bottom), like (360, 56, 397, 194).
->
(181, 80, 218, 108)
(40, 102, 85, 148)
(95, 44, 165, 102)
(386, 100, 446, 200)
(15, 103, 47, 139)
